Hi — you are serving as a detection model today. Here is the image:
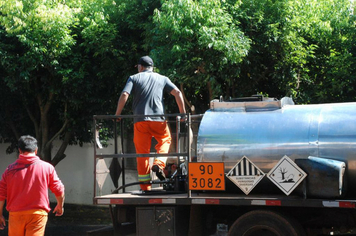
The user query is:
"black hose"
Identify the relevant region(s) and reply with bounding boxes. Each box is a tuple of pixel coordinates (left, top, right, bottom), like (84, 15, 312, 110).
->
(111, 180, 171, 194)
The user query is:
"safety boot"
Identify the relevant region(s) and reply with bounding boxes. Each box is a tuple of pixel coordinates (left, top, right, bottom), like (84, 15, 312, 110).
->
(152, 165, 166, 181)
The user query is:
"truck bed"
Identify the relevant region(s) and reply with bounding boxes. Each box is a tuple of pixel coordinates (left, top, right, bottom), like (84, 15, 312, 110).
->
(95, 190, 356, 209)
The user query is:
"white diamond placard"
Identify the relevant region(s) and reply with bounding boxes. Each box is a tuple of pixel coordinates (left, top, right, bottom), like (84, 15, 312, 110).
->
(96, 159, 110, 191)
(226, 156, 265, 195)
(267, 155, 307, 195)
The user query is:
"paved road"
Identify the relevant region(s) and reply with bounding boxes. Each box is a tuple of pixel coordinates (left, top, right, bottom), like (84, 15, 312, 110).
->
(0, 204, 114, 236)
(0, 225, 114, 236)
(45, 225, 114, 236)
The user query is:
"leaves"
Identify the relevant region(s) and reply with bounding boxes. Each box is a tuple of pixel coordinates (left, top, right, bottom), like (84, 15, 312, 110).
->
(1, 1, 76, 59)
(153, 0, 250, 67)
(1, 0, 356, 164)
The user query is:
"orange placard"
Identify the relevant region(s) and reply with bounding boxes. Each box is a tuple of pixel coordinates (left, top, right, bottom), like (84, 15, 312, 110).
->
(188, 162, 225, 191)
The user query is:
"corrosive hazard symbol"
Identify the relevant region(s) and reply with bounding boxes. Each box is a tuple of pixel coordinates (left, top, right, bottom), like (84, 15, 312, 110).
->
(226, 156, 265, 195)
(267, 155, 307, 195)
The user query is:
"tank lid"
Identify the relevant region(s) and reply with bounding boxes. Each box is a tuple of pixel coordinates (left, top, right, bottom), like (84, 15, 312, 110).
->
(209, 96, 294, 112)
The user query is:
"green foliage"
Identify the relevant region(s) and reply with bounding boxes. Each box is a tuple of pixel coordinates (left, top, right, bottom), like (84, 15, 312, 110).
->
(229, 0, 356, 103)
(148, 0, 250, 107)
(0, 0, 120, 164)
(153, 0, 249, 66)
(1, 0, 356, 165)
(284, 0, 356, 103)
(1, 1, 76, 66)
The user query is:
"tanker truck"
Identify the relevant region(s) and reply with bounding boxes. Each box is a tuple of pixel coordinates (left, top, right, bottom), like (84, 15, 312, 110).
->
(93, 96, 356, 236)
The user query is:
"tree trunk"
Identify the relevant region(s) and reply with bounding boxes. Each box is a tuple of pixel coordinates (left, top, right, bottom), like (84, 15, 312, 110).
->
(51, 131, 72, 166)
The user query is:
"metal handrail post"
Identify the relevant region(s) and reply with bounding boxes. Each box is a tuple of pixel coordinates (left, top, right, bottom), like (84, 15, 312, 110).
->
(176, 116, 181, 166)
(93, 117, 97, 203)
(188, 113, 192, 198)
(121, 119, 126, 193)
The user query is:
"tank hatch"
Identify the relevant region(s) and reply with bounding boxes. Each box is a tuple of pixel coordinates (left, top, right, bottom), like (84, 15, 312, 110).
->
(210, 96, 294, 112)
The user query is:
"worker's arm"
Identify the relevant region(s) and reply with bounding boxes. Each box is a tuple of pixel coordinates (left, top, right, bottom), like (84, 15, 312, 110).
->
(53, 193, 65, 216)
(115, 92, 130, 117)
(0, 200, 6, 229)
(171, 88, 186, 114)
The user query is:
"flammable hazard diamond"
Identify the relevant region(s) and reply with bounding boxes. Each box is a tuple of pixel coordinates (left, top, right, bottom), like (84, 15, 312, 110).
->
(226, 156, 265, 195)
(267, 155, 307, 195)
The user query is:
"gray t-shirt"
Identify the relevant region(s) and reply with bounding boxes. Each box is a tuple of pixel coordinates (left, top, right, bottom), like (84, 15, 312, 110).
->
(122, 70, 177, 123)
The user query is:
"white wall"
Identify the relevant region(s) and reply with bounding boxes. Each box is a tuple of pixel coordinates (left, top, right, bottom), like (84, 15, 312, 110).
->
(0, 141, 139, 205)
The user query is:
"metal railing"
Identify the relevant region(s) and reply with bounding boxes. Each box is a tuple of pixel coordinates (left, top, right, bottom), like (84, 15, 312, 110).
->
(93, 113, 202, 199)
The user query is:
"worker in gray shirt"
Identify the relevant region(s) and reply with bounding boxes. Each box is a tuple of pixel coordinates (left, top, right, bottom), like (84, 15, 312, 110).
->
(115, 56, 186, 191)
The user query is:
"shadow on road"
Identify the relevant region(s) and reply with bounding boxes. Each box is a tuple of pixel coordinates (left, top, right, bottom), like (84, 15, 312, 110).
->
(0, 204, 113, 236)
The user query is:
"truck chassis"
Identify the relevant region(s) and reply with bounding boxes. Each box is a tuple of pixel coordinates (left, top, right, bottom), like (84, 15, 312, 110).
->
(93, 113, 356, 236)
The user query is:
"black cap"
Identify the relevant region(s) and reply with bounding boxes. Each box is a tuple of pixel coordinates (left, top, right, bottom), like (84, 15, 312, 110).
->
(138, 56, 154, 67)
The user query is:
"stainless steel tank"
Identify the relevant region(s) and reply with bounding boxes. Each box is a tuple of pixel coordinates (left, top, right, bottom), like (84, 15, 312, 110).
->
(197, 97, 356, 197)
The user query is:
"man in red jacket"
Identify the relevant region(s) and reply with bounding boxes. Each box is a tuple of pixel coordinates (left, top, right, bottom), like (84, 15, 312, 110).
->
(0, 135, 65, 236)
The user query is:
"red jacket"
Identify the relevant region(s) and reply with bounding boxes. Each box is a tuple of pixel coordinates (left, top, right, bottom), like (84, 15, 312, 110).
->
(0, 154, 64, 212)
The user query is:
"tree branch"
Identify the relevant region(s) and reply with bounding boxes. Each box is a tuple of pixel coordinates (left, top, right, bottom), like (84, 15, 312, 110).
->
(45, 117, 70, 151)
(25, 106, 40, 138)
(51, 131, 72, 166)
(180, 83, 195, 114)
(44, 102, 69, 160)
(6, 110, 20, 140)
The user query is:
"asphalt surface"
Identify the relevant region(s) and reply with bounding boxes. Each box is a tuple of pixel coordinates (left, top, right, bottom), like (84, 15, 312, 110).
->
(45, 225, 114, 236)
(0, 204, 114, 236)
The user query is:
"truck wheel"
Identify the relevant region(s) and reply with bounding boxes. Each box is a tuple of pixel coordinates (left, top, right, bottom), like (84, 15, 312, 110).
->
(228, 210, 305, 236)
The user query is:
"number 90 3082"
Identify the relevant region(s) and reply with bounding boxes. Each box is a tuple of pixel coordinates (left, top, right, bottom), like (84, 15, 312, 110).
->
(188, 162, 225, 191)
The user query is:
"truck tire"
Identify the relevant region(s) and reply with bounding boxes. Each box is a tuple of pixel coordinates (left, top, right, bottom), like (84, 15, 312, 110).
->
(228, 210, 306, 236)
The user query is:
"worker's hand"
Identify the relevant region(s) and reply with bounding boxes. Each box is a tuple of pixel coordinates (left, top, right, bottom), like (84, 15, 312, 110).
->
(114, 114, 122, 122)
(53, 205, 64, 216)
(180, 115, 187, 122)
(0, 215, 6, 230)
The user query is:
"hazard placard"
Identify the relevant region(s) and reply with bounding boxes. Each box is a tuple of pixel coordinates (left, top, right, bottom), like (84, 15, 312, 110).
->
(226, 156, 265, 195)
(267, 155, 307, 195)
(189, 162, 225, 191)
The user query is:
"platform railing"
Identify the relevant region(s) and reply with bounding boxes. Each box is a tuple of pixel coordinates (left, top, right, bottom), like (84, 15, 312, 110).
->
(93, 113, 199, 199)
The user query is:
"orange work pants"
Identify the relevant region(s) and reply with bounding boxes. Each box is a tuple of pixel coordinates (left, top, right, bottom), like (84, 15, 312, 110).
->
(134, 121, 171, 190)
(9, 209, 48, 236)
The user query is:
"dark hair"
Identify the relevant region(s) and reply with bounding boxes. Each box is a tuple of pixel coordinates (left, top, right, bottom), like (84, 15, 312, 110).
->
(18, 135, 38, 153)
